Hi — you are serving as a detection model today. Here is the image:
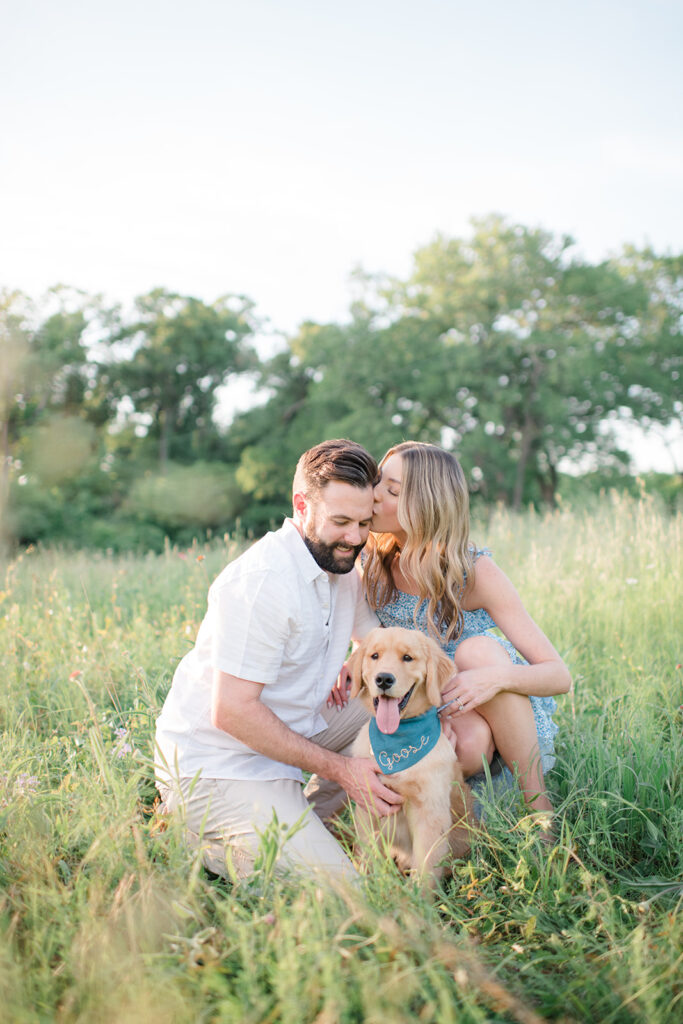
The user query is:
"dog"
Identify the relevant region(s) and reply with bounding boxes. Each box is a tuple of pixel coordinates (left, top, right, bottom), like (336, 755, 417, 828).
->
(348, 626, 474, 888)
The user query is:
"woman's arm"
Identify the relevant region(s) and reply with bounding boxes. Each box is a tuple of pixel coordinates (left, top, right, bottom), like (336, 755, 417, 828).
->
(453, 555, 572, 700)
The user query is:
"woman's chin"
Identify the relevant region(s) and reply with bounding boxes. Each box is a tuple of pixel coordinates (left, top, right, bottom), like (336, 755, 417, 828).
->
(370, 519, 393, 534)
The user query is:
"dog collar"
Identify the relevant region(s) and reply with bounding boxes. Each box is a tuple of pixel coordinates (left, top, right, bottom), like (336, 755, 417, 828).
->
(369, 708, 442, 774)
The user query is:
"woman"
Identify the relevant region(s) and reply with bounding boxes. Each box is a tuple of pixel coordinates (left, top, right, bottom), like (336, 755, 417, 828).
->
(363, 441, 571, 818)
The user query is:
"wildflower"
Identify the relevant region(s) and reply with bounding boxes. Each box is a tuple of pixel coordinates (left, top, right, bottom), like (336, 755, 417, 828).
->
(69, 670, 82, 680)
(113, 727, 140, 759)
(625, 578, 638, 585)
(14, 773, 39, 797)
(2, 774, 40, 806)
(114, 727, 131, 756)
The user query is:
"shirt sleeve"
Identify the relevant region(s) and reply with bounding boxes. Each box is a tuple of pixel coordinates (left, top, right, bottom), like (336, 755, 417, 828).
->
(352, 598, 380, 641)
(350, 566, 380, 640)
(210, 570, 293, 684)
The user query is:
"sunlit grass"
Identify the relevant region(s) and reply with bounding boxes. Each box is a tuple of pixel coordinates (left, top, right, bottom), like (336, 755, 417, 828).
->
(0, 494, 680, 1022)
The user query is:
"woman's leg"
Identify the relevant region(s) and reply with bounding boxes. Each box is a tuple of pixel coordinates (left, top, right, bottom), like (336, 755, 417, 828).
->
(448, 710, 495, 778)
(453, 636, 553, 814)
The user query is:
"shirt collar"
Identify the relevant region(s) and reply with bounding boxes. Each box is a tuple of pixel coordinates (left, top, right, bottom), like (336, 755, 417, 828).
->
(280, 518, 329, 584)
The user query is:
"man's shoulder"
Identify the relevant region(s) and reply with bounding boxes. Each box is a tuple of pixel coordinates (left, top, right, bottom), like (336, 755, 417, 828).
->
(212, 526, 300, 589)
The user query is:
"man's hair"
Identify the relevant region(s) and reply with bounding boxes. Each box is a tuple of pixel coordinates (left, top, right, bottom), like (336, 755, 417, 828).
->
(292, 439, 378, 502)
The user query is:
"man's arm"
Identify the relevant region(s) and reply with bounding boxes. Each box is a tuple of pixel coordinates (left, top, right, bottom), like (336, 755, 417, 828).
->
(211, 669, 403, 816)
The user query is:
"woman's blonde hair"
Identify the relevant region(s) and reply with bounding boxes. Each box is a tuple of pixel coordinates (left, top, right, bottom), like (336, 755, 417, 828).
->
(364, 441, 475, 644)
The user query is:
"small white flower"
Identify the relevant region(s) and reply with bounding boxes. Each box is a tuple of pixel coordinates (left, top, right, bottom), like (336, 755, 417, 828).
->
(625, 578, 638, 585)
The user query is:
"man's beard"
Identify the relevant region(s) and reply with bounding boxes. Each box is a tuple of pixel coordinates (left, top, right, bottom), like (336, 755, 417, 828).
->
(303, 532, 365, 574)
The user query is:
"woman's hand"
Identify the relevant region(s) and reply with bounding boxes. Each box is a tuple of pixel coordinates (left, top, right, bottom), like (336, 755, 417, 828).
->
(441, 666, 505, 717)
(326, 660, 352, 709)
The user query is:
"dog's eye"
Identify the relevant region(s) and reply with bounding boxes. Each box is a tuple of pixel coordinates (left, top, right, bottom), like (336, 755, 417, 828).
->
(370, 652, 379, 660)
(402, 654, 413, 662)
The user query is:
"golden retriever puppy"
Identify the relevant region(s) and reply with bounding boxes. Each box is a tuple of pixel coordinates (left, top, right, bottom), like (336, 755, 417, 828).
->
(349, 626, 473, 888)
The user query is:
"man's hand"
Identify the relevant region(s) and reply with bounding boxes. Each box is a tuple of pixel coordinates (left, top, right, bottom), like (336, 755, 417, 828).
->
(213, 670, 402, 817)
(336, 755, 403, 817)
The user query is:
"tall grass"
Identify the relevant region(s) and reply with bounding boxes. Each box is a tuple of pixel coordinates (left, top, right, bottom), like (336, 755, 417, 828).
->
(0, 494, 680, 1022)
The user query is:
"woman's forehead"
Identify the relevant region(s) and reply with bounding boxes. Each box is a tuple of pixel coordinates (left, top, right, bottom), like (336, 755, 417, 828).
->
(381, 452, 403, 480)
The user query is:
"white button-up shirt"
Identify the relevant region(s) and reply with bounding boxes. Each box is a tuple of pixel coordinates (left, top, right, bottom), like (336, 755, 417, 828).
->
(155, 519, 378, 782)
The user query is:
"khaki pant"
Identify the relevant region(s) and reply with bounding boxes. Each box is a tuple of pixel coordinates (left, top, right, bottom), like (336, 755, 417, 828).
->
(157, 699, 369, 882)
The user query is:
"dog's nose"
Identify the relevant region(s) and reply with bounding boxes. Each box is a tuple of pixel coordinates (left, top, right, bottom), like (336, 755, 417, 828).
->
(374, 672, 395, 692)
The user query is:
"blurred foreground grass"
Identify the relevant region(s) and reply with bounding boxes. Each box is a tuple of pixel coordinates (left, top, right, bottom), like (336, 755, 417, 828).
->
(0, 493, 680, 1023)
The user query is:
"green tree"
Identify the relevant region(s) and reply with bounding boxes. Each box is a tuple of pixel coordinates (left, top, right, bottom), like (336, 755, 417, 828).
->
(378, 216, 657, 505)
(232, 217, 680, 509)
(108, 289, 257, 470)
(601, 247, 682, 467)
(0, 290, 31, 531)
(0, 287, 113, 543)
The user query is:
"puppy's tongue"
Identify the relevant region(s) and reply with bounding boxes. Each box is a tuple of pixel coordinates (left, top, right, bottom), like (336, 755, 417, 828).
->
(376, 695, 400, 734)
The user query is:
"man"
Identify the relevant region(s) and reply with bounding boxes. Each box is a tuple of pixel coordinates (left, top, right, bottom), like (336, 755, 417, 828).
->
(155, 438, 402, 881)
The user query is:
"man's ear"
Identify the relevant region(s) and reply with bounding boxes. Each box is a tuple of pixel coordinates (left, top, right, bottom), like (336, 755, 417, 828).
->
(292, 491, 307, 519)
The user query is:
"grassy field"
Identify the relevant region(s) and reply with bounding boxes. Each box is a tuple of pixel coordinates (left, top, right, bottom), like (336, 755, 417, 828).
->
(0, 492, 680, 1023)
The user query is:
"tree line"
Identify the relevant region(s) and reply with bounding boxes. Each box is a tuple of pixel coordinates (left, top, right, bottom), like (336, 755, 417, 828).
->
(1, 215, 681, 550)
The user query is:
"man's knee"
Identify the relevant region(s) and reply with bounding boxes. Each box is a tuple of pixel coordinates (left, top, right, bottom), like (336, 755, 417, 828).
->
(159, 775, 356, 883)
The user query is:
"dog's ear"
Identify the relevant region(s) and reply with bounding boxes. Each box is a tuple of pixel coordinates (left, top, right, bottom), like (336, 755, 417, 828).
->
(346, 638, 367, 699)
(424, 637, 455, 706)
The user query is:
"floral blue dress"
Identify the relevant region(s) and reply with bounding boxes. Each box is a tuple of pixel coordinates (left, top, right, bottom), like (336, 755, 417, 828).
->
(369, 548, 558, 785)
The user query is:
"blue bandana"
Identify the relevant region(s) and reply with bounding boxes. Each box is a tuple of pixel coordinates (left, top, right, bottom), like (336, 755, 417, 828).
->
(369, 708, 442, 774)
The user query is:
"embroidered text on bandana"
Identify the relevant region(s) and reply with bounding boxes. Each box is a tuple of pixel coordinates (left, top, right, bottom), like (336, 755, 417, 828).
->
(369, 708, 442, 774)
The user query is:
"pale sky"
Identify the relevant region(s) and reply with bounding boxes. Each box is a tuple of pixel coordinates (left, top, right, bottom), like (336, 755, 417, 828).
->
(2, 0, 682, 468)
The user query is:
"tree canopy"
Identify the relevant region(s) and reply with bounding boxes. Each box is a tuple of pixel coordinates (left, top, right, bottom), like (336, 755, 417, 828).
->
(2, 217, 681, 548)
(233, 217, 681, 509)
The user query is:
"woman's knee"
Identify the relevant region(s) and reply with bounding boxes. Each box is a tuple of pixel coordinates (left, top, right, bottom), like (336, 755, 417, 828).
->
(454, 635, 510, 671)
(475, 690, 538, 747)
